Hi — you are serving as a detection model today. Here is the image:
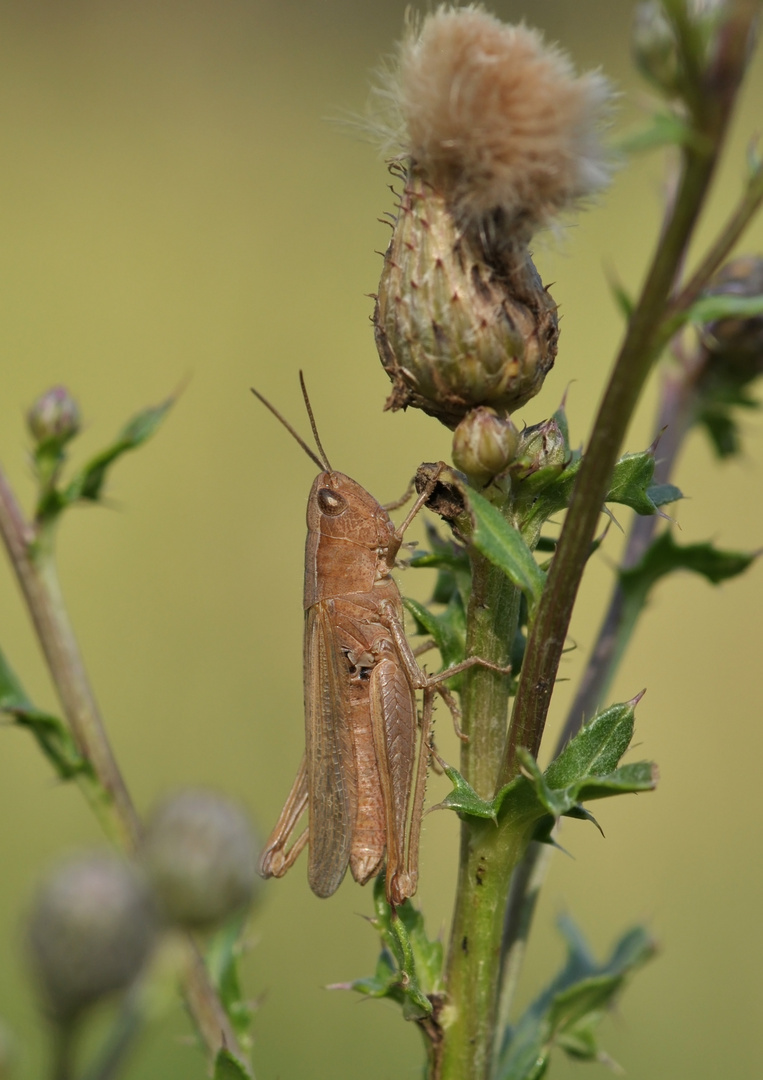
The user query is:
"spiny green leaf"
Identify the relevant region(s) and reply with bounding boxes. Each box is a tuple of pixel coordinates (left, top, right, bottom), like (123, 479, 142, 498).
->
(516, 700, 656, 826)
(698, 405, 743, 458)
(606, 451, 669, 515)
(341, 876, 441, 1019)
(388, 911, 436, 1019)
(212, 1048, 252, 1080)
(205, 917, 253, 1045)
(519, 448, 682, 538)
(437, 758, 501, 821)
(545, 701, 637, 788)
(575, 761, 658, 802)
(620, 531, 757, 603)
(340, 947, 400, 1000)
(403, 594, 467, 677)
(464, 488, 545, 612)
(648, 482, 683, 507)
(497, 918, 656, 1080)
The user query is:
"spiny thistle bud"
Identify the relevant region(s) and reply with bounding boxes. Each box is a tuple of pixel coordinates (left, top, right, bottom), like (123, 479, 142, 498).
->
(26, 854, 157, 1023)
(26, 386, 80, 448)
(375, 172, 559, 428)
(141, 790, 258, 931)
(512, 413, 570, 494)
(452, 406, 519, 486)
(372, 7, 613, 428)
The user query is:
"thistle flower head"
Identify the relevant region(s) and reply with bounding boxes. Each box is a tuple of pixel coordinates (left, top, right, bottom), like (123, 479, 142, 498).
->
(377, 5, 613, 239)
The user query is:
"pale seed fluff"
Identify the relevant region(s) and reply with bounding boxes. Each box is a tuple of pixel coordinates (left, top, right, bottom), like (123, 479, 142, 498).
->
(385, 5, 613, 234)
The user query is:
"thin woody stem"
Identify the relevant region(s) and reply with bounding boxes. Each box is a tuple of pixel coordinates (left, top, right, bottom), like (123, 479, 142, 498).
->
(499, 0, 758, 788)
(0, 464, 247, 1070)
(495, 359, 697, 1035)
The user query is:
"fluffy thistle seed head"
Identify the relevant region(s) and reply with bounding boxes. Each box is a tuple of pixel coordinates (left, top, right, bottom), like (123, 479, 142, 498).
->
(375, 4, 613, 239)
(373, 6, 613, 427)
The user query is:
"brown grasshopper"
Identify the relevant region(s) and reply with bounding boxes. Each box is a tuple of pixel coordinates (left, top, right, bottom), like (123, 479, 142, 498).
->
(255, 376, 504, 906)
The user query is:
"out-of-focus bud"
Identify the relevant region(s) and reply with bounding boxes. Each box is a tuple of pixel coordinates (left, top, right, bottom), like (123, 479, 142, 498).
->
(142, 790, 259, 931)
(512, 413, 570, 493)
(375, 172, 559, 430)
(632, 2, 680, 94)
(452, 406, 520, 486)
(699, 255, 763, 381)
(26, 386, 81, 448)
(26, 854, 157, 1023)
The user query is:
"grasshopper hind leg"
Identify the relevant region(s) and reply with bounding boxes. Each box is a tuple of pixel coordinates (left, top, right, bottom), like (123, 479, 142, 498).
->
(258, 756, 310, 879)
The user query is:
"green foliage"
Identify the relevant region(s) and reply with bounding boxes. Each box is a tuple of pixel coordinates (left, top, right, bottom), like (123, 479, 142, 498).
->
(403, 595, 467, 676)
(0, 644, 91, 781)
(437, 699, 657, 836)
(518, 444, 682, 541)
(213, 1048, 252, 1080)
(34, 396, 175, 528)
(687, 292, 763, 325)
(206, 917, 254, 1047)
(464, 488, 546, 612)
(620, 531, 757, 606)
(496, 917, 656, 1079)
(695, 387, 758, 458)
(617, 110, 695, 154)
(340, 875, 443, 1021)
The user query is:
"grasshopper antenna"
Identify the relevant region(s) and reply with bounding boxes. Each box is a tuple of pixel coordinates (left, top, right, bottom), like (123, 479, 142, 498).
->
(298, 370, 333, 472)
(250, 385, 328, 472)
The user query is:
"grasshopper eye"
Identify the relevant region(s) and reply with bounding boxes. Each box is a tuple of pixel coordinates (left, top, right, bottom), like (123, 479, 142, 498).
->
(317, 488, 347, 516)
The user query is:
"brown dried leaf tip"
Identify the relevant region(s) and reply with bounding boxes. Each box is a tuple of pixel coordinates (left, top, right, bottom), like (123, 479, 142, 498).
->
(372, 5, 614, 428)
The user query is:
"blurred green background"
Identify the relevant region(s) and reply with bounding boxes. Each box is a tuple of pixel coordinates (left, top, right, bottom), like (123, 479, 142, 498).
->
(0, 1, 761, 1077)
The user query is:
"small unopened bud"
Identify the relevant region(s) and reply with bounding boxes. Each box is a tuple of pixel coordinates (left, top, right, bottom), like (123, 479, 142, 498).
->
(26, 854, 157, 1023)
(632, 3, 680, 94)
(512, 414, 570, 492)
(26, 386, 80, 448)
(452, 407, 519, 486)
(699, 256, 763, 382)
(142, 790, 258, 931)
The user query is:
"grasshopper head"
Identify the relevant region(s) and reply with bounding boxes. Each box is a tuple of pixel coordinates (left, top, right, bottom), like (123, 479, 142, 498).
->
(308, 471, 398, 554)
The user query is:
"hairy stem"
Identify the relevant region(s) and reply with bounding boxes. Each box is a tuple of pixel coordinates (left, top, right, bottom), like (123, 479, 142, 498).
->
(438, 557, 521, 1080)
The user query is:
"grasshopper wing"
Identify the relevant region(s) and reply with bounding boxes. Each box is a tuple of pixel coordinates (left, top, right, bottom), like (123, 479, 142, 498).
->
(304, 602, 357, 897)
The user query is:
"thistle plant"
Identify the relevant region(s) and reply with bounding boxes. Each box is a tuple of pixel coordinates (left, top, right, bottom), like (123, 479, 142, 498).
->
(0, 3, 761, 1080)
